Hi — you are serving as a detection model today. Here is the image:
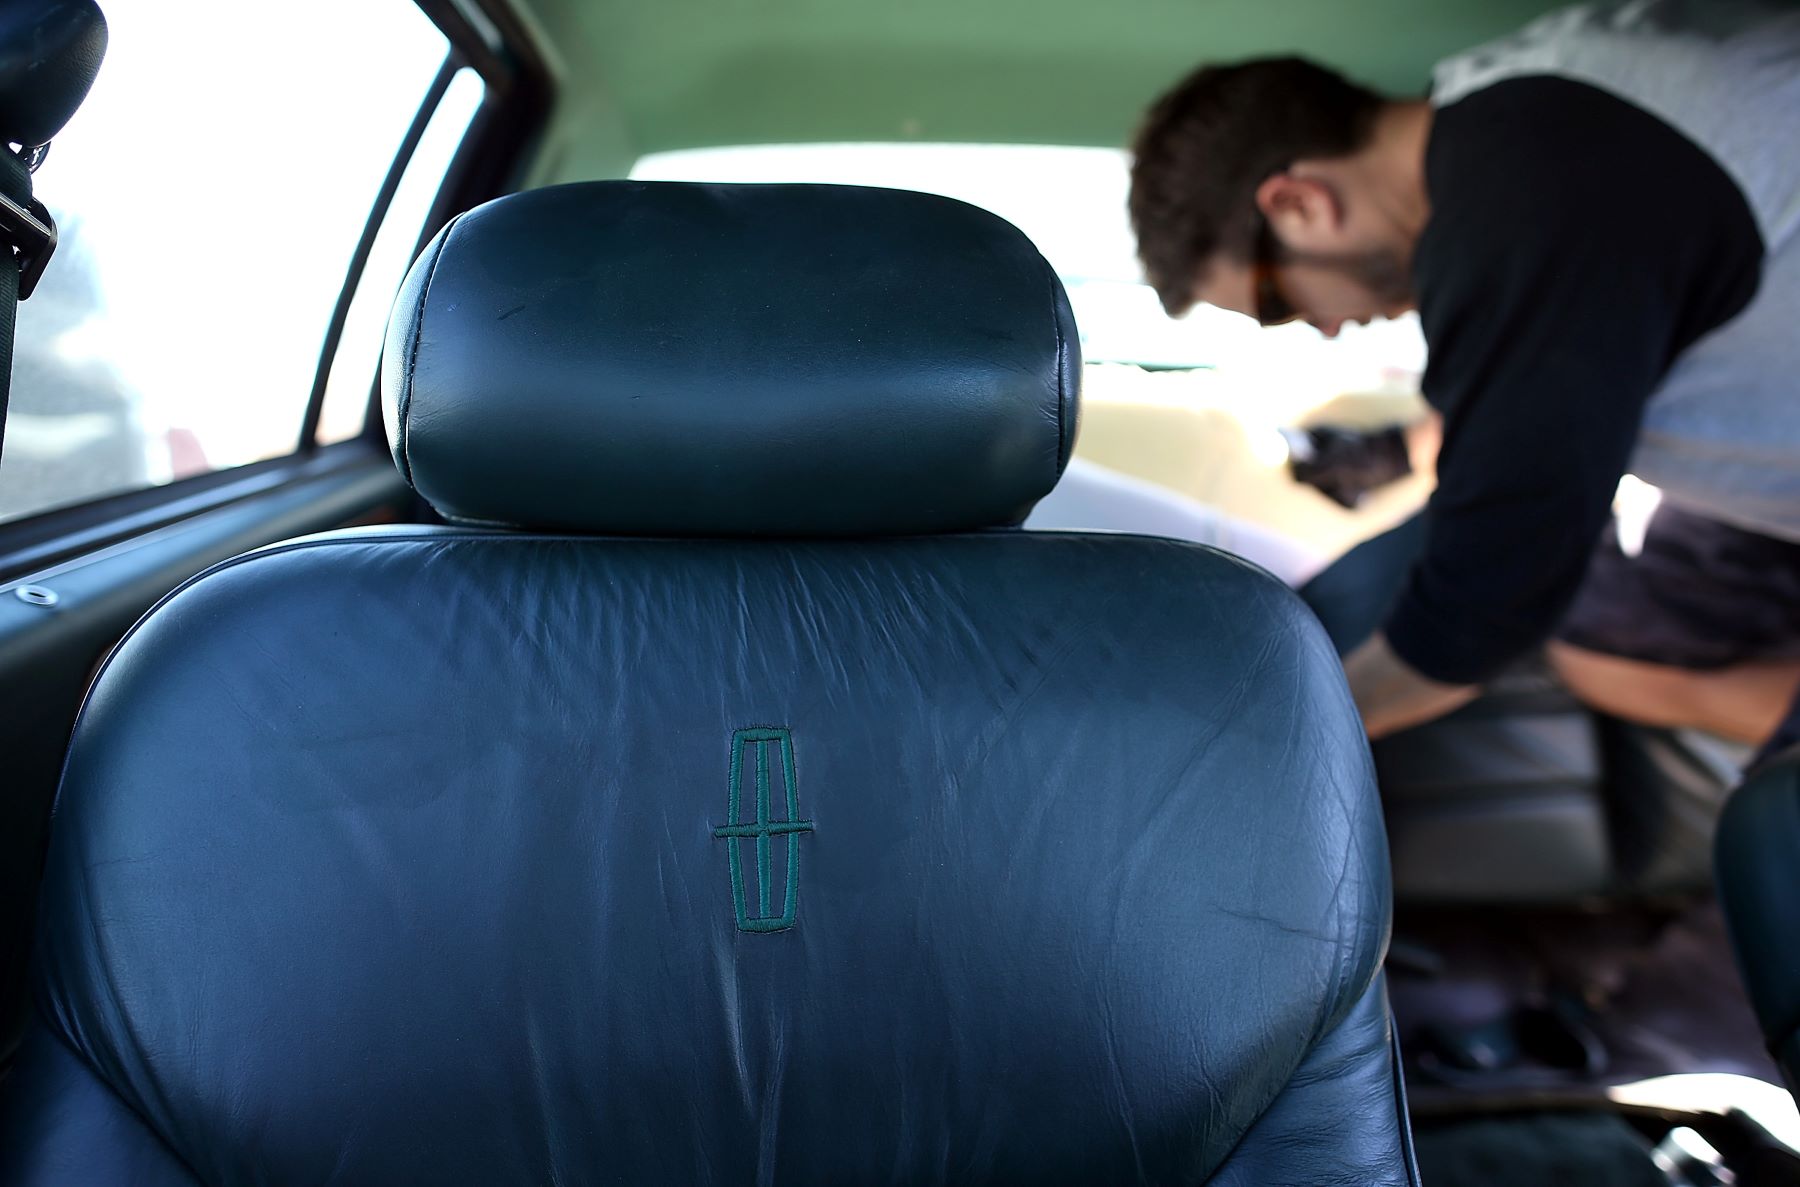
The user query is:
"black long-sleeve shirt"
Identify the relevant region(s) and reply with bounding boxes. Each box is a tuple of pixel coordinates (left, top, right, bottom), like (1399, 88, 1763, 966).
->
(1384, 76, 1764, 684)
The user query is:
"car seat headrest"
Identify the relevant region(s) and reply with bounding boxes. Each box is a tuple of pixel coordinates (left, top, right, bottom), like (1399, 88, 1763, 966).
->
(0, 0, 106, 151)
(382, 180, 1081, 536)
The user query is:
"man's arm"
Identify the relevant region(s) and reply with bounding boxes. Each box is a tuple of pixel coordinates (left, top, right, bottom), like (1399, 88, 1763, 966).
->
(1343, 630, 1476, 739)
(1372, 78, 1762, 719)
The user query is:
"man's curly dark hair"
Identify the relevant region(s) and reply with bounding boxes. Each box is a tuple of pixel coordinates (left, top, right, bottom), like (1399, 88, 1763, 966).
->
(1129, 57, 1385, 315)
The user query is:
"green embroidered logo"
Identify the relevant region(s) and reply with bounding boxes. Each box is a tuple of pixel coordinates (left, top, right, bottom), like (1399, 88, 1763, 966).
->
(713, 728, 814, 933)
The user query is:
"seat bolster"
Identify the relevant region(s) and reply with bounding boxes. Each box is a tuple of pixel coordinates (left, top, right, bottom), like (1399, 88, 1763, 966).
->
(1716, 754, 1800, 1079)
(1207, 976, 1421, 1187)
(0, 1019, 199, 1186)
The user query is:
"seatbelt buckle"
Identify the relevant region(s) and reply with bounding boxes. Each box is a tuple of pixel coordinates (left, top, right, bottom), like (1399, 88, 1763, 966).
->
(0, 186, 56, 300)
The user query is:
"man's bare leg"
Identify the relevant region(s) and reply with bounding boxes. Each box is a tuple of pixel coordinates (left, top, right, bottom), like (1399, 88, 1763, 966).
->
(1547, 640, 1800, 743)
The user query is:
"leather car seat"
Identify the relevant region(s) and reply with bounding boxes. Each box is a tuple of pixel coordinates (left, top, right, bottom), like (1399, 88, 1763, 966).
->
(0, 180, 1419, 1185)
(1716, 748, 1800, 1096)
(1302, 514, 1732, 905)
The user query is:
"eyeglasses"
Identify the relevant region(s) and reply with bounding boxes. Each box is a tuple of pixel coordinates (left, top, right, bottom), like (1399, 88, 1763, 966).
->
(1252, 218, 1299, 328)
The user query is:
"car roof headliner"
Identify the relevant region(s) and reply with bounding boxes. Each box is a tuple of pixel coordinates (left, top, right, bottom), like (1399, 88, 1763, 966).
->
(512, 0, 1563, 163)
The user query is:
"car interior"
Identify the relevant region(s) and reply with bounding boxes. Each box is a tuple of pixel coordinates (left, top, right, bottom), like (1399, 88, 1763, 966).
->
(0, 1, 1797, 1184)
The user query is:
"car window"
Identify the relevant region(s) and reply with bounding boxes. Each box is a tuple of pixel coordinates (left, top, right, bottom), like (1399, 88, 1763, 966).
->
(0, 0, 463, 524)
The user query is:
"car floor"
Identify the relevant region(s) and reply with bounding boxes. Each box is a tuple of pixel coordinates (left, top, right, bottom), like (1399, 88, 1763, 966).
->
(1391, 896, 1787, 1184)
(1411, 1109, 1672, 1186)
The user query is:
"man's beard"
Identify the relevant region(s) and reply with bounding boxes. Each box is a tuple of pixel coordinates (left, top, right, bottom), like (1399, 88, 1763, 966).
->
(1286, 247, 1416, 310)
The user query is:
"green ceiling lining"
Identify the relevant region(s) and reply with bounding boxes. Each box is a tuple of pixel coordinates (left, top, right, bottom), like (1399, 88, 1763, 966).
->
(515, 0, 1563, 180)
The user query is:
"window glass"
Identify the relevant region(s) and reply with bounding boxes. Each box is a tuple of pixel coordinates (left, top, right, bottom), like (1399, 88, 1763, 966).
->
(0, 0, 452, 524)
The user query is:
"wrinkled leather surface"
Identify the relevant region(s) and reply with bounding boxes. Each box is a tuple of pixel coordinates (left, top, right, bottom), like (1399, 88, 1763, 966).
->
(3, 528, 1410, 1185)
(0, 0, 105, 149)
(382, 182, 1081, 535)
(1208, 975, 1418, 1187)
(1716, 752, 1800, 1090)
(0, 1026, 200, 1186)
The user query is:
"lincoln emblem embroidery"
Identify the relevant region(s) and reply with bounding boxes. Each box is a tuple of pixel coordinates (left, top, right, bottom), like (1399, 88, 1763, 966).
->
(713, 728, 814, 932)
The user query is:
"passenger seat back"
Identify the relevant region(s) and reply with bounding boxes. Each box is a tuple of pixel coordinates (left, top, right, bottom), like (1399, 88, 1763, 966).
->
(0, 181, 1417, 1185)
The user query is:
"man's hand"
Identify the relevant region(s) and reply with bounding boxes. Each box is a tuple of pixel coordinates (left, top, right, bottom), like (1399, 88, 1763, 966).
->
(1342, 631, 1478, 739)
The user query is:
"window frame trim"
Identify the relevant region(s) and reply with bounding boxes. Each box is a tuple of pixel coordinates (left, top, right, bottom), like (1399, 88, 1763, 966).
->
(298, 58, 459, 454)
(341, 0, 555, 455)
(0, 440, 387, 583)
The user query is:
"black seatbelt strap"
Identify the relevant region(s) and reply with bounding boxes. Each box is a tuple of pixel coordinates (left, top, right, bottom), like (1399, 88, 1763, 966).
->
(0, 144, 56, 466)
